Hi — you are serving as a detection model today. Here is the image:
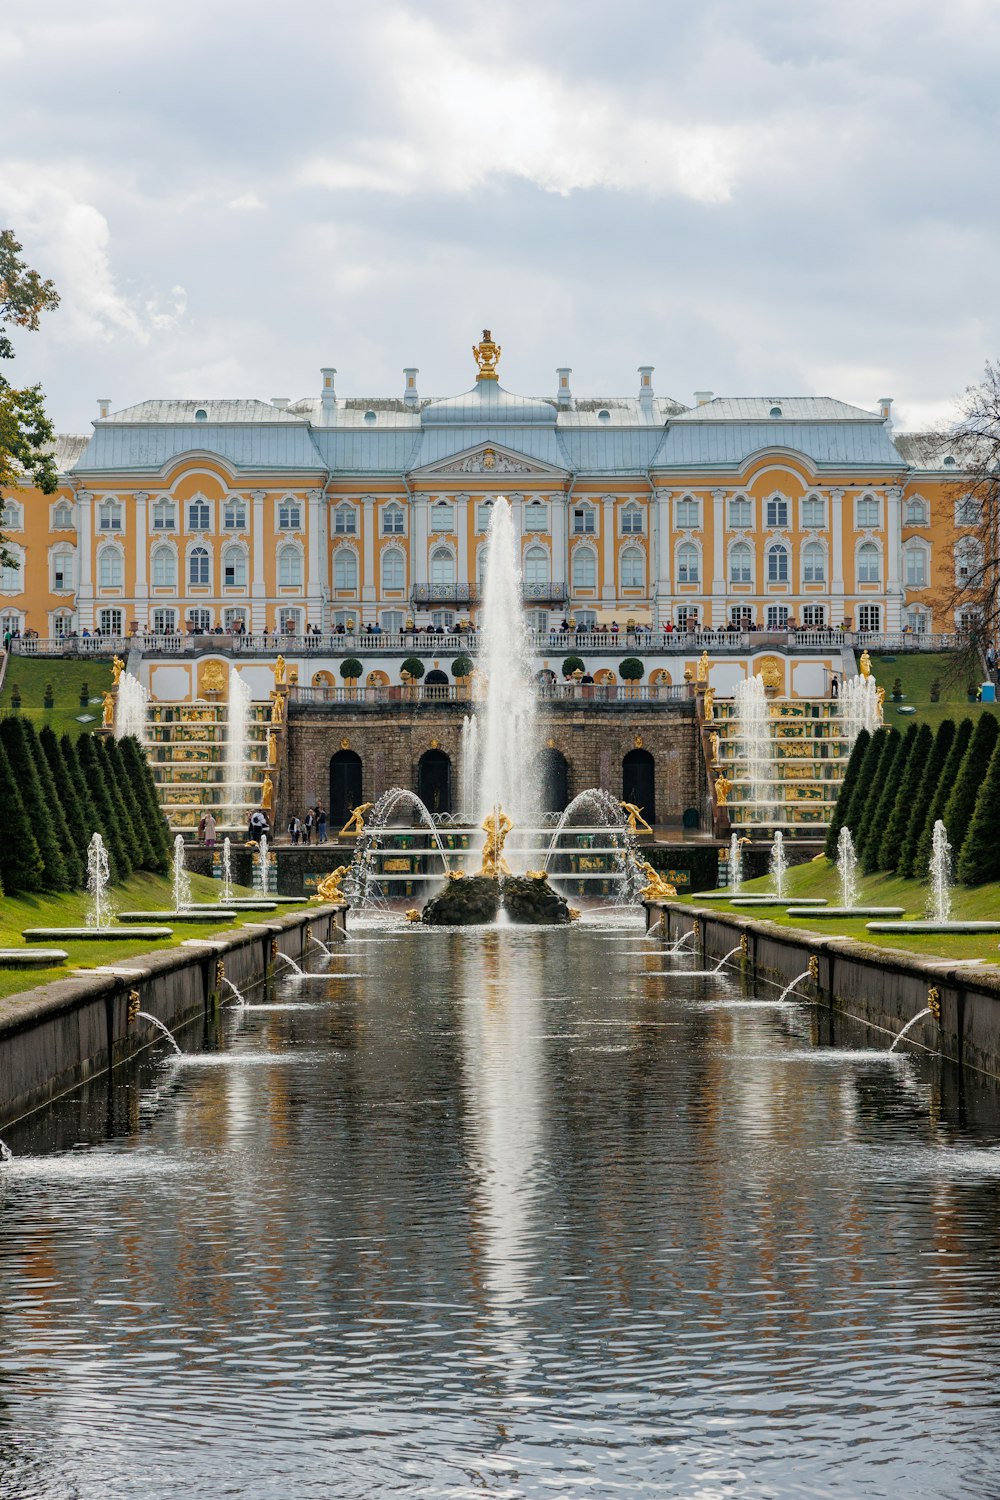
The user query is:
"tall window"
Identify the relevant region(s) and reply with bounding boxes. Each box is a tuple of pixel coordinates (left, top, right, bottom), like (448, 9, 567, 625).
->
(430, 547, 455, 587)
(52, 549, 74, 591)
(802, 542, 825, 583)
(956, 497, 982, 526)
(381, 548, 404, 591)
(189, 546, 210, 586)
(223, 498, 246, 530)
(334, 504, 358, 535)
(904, 607, 928, 633)
(905, 496, 929, 525)
(223, 607, 247, 631)
(573, 505, 596, 534)
(729, 543, 752, 584)
(187, 608, 211, 633)
(801, 604, 826, 628)
(152, 545, 176, 587)
(857, 543, 880, 584)
(858, 604, 881, 632)
(223, 546, 247, 588)
(525, 502, 548, 532)
(572, 547, 596, 589)
(856, 494, 880, 527)
(765, 497, 788, 528)
(766, 605, 789, 629)
(98, 548, 123, 588)
(99, 499, 122, 531)
(279, 545, 304, 587)
(677, 543, 699, 583)
(431, 502, 454, 532)
(905, 545, 928, 588)
(956, 537, 983, 585)
(152, 499, 175, 531)
(152, 608, 176, 633)
(675, 497, 700, 528)
(523, 546, 550, 587)
(476, 501, 494, 532)
(620, 546, 644, 589)
(99, 608, 123, 634)
(0, 555, 21, 590)
(767, 542, 789, 583)
(52, 501, 74, 529)
(729, 495, 752, 528)
(380, 610, 405, 633)
(188, 499, 211, 531)
(0, 501, 22, 529)
(53, 611, 74, 637)
(620, 504, 644, 535)
(278, 498, 301, 530)
(332, 548, 356, 590)
(382, 504, 404, 535)
(802, 494, 825, 527)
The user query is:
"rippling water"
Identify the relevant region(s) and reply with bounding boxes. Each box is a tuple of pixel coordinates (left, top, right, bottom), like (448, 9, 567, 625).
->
(3, 911, 1000, 1498)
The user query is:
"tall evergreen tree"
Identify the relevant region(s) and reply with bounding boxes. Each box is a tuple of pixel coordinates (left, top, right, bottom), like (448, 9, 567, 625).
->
(118, 735, 171, 872)
(915, 718, 975, 876)
(0, 715, 69, 890)
(104, 738, 156, 870)
(825, 728, 870, 859)
(0, 738, 43, 893)
(854, 728, 900, 863)
(76, 733, 132, 881)
(942, 713, 1000, 861)
(898, 720, 956, 879)
(38, 725, 92, 878)
(97, 738, 142, 868)
(26, 720, 83, 887)
(862, 725, 916, 874)
(59, 732, 102, 855)
(878, 723, 932, 872)
(840, 729, 889, 841)
(956, 736, 1000, 885)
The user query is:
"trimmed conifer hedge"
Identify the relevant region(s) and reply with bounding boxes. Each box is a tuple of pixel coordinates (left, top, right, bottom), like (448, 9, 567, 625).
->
(915, 718, 974, 876)
(103, 737, 157, 871)
(898, 719, 956, 879)
(854, 729, 900, 863)
(942, 713, 1000, 863)
(825, 728, 870, 859)
(118, 735, 172, 872)
(878, 722, 932, 872)
(0, 716, 70, 891)
(862, 725, 915, 874)
(840, 729, 888, 843)
(76, 733, 132, 881)
(0, 738, 43, 893)
(39, 725, 94, 880)
(957, 736, 1000, 885)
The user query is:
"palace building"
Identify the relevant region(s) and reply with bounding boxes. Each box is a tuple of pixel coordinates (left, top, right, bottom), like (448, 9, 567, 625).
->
(0, 332, 977, 643)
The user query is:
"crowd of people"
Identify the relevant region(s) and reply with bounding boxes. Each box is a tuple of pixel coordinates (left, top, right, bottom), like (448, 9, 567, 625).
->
(286, 804, 328, 844)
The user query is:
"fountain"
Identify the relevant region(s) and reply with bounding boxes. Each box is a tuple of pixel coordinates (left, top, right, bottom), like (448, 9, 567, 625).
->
(134, 1011, 182, 1054)
(256, 833, 272, 895)
(87, 831, 116, 929)
(221, 837, 234, 903)
(460, 715, 479, 823)
(889, 1008, 934, 1053)
(274, 951, 306, 977)
(729, 832, 743, 896)
(0, 1137, 12, 1162)
(221, 978, 247, 1007)
(839, 673, 881, 747)
(770, 831, 788, 899)
(837, 827, 859, 909)
(420, 805, 572, 926)
(226, 668, 252, 823)
(929, 820, 952, 923)
(677, 944, 745, 978)
(733, 674, 773, 821)
(21, 830, 174, 943)
(115, 671, 149, 741)
(777, 968, 816, 1004)
(172, 833, 192, 911)
(542, 789, 637, 897)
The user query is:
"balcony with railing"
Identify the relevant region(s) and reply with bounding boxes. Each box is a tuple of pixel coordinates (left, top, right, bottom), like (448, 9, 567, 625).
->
(287, 681, 696, 710)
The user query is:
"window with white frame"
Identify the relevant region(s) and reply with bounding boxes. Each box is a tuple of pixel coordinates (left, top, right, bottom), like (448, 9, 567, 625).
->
(620, 503, 644, 535)
(767, 542, 789, 583)
(572, 547, 596, 589)
(526, 609, 548, 631)
(476, 500, 494, 532)
(904, 606, 929, 633)
(332, 548, 356, 591)
(431, 610, 455, 631)
(620, 546, 644, 589)
(223, 498, 246, 530)
(857, 542, 881, 584)
(189, 546, 210, 586)
(52, 548, 74, 591)
(99, 499, 122, 531)
(334, 503, 358, 535)
(677, 542, 699, 583)
(856, 494, 880, 527)
(802, 541, 825, 583)
(956, 496, 982, 526)
(956, 607, 983, 632)
(573, 504, 596, 534)
(152, 545, 176, 587)
(729, 495, 752, 528)
(52, 501, 74, 530)
(730, 605, 753, 627)
(802, 494, 825, 527)
(98, 547, 123, 588)
(431, 502, 454, 532)
(382, 504, 405, 535)
(99, 607, 123, 634)
(675, 496, 700, 529)
(188, 499, 211, 532)
(223, 546, 247, 588)
(524, 546, 550, 586)
(152, 499, 175, 531)
(525, 501, 548, 532)
(904, 496, 929, 525)
(187, 608, 211, 633)
(858, 604, 881, 632)
(0, 553, 21, 590)
(380, 610, 405, 633)
(0, 500, 23, 529)
(52, 611, 74, 637)
(278, 497, 302, 530)
(904, 543, 928, 588)
(729, 542, 752, 584)
(381, 548, 405, 591)
(278, 607, 302, 634)
(575, 609, 597, 628)
(279, 544, 304, 587)
(0, 610, 22, 635)
(802, 604, 826, 628)
(223, 606, 247, 631)
(430, 547, 455, 587)
(675, 605, 699, 628)
(955, 536, 983, 586)
(765, 497, 788, 528)
(330, 609, 356, 629)
(766, 605, 789, 629)
(152, 608, 177, 633)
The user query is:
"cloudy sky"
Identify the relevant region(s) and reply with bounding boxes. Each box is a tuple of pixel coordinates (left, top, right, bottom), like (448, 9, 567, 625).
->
(6, 0, 999, 433)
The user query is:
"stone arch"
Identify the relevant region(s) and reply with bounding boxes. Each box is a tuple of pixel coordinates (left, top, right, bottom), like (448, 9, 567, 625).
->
(417, 748, 452, 814)
(622, 747, 655, 826)
(329, 749, 363, 828)
(538, 747, 570, 813)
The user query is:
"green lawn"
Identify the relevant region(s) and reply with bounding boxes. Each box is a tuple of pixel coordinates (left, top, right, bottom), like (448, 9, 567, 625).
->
(684, 856, 1000, 964)
(0, 656, 119, 739)
(872, 650, 996, 731)
(0, 869, 306, 1001)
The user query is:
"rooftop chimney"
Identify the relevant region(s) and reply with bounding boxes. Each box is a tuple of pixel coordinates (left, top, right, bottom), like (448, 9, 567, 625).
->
(694, 390, 714, 406)
(638, 365, 655, 421)
(97, 398, 111, 419)
(879, 396, 893, 426)
(556, 367, 574, 409)
(319, 367, 338, 425)
(403, 367, 419, 408)
(271, 397, 290, 410)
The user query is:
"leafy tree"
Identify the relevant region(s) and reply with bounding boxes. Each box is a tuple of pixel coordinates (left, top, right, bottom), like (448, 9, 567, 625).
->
(118, 735, 171, 872)
(76, 733, 132, 881)
(825, 728, 870, 858)
(400, 656, 425, 680)
(878, 723, 932, 872)
(941, 712, 1000, 861)
(340, 657, 363, 681)
(451, 653, 474, 679)
(561, 655, 585, 678)
(104, 737, 156, 870)
(0, 232, 60, 568)
(898, 720, 956, 878)
(862, 727, 915, 874)
(619, 657, 644, 681)
(841, 730, 889, 842)
(957, 737, 1000, 884)
(0, 715, 69, 889)
(39, 725, 93, 879)
(915, 718, 974, 875)
(854, 728, 900, 865)
(0, 738, 42, 892)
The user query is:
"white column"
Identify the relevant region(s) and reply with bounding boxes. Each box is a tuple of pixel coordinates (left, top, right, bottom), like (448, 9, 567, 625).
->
(133, 492, 149, 626)
(829, 487, 845, 627)
(885, 485, 902, 630)
(361, 494, 376, 609)
(412, 495, 429, 589)
(711, 488, 726, 627)
(251, 489, 267, 631)
(653, 489, 672, 628)
(305, 487, 325, 627)
(77, 489, 94, 629)
(455, 492, 469, 586)
(601, 494, 616, 602)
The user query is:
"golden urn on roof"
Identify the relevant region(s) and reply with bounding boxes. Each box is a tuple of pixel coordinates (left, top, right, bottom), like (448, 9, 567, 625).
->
(472, 329, 501, 381)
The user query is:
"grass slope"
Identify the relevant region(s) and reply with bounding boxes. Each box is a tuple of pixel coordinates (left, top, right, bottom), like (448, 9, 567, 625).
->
(0, 657, 117, 739)
(873, 651, 997, 731)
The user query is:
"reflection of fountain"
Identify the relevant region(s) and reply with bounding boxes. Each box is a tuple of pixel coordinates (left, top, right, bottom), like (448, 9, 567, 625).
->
(770, 830, 788, 899)
(226, 668, 252, 822)
(734, 674, 773, 819)
(86, 832, 116, 929)
(928, 820, 952, 922)
(221, 837, 234, 903)
(460, 715, 479, 823)
(172, 834, 192, 910)
(729, 832, 743, 896)
(837, 827, 860, 909)
(839, 674, 881, 746)
(135, 1011, 181, 1054)
(115, 671, 149, 741)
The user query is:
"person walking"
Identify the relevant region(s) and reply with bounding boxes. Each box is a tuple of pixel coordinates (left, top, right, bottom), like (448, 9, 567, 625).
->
(315, 802, 327, 843)
(202, 811, 217, 849)
(287, 815, 302, 845)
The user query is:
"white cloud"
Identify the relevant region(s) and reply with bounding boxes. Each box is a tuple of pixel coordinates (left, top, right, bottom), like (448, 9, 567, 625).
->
(228, 193, 266, 211)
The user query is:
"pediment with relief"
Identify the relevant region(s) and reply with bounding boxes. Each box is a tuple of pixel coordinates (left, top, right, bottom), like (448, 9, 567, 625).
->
(412, 443, 568, 480)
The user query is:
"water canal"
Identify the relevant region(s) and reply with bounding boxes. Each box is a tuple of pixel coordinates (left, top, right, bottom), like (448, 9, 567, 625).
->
(2, 912, 1000, 1497)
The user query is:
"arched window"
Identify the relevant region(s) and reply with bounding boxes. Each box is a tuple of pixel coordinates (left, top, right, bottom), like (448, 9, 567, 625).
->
(52, 548, 74, 591)
(188, 498, 211, 531)
(904, 496, 929, 525)
(152, 498, 175, 531)
(857, 542, 881, 584)
(334, 503, 358, 535)
(767, 543, 789, 583)
(802, 494, 825, 527)
(382, 504, 404, 535)
(278, 497, 302, 531)
(223, 498, 246, 530)
(280, 544, 305, 587)
(99, 547, 123, 588)
(572, 547, 596, 589)
(189, 546, 210, 586)
(856, 493, 880, 527)
(98, 499, 122, 532)
(802, 541, 825, 584)
(52, 501, 74, 530)
(729, 542, 752, 584)
(430, 546, 455, 587)
(729, 495, 752, 528)
(765, 496, 788, 528)
(0, 500, 22, 530)
(152, 545, 176, 587)
(621, 503, 644, 535)
(381, 548, 404, 591)
(904, 542, 928, 588)
(677, 543, 699, 584)
(223, 545, 247, 588)
(524, 545, 550, 586)
(621, 546, 644, 588)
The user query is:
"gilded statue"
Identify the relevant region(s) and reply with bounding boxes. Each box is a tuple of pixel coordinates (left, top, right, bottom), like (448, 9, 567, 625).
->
(101, 691, 115, 728)
(261, 773, 274, 811)
(620, 800, 653, 835)
(859, 649, 872, 679)
(472, 328, 501, 381)
(710, 731, 721, 764)
(405, 908, 421, 922)
(340, 802, 373, 837)
(714, 772, 732, 807)
(703, 687, 715, 722)
(274, 655, 286, 685)
(267, 730, 277, 767)
(111, 655, 125, 686)
(875, 684, 885, 722)
(313, 867, 350, 904)
(446, 869, 466, 881)
(635, 860, 678, 901)
(201, 659, 227, 695)
(271, 691, 284, 725)
(696, 650, 710, 684)
(479, 808, 513, 878)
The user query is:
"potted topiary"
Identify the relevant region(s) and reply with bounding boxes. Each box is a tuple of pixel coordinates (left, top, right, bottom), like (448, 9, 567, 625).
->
(10, 682, 20, 711)
(561, 654, 585, 680)
(930, 678, 941, 703)
(401, 656, 425, 696)
(619, 657, 644, 698)
(43, 681, 54, 709)
(891, 677, 903, 702)
(341, 657, 363, 698)
(452, 653, 474, 694)
(79, 681, 90, 707)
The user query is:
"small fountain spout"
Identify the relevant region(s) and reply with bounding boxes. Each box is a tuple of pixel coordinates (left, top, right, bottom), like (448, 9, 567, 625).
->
(172, 834, 192, 910)
(0, 1138, 12, 1163)
(309, 933, 333, 958)
(928, 820, 953, 923)
(274, 951, 306, 978)
(221, 836, 234, 904)
(837, 827, 859, 909)
(221, 977, 247, 1008)
(889, 1007, 933, 1053)
(665, 930, 694, 954)
(135, 1011, 182, 1054)
(777, 970, 814, 1004)
(711, 944, 743, 973)
(85, 832, 116, 929)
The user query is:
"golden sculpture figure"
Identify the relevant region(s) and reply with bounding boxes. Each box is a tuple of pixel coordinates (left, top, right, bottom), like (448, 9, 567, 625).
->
(271, 691, 284, 725)
(703, 687, 715, 721)
(261, 773, 274, 811)
(313, 867, 350, 904)
(479, 808, 513, 878)
(635, 860, 678, 901)
(101, 690, 115, 728)
(404, 908, 421, 922)
(696, 650, 710, 684)
(710, 731, 721, 763)
(859, 649, 872, 679)
(875, 684, 885, 722)
(111, 655, 125, 686)
(620, 800, 653, 835)
(339, 802, 373, 837)
(446, 869, 466, 881)
(714, 772, 732, 806)
(267, 730, 278, 767)
(274, 655, 286, 685)
(472, 328, 501, 380)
